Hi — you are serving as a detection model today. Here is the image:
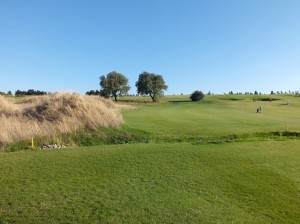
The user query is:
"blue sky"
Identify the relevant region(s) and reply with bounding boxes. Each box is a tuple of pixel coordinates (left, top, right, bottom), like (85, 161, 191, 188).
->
(1, 0, 300, 95)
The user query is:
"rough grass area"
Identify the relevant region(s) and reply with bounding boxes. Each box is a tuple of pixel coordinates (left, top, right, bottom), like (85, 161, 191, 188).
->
(0, 93, 123, 144)
(0, 141, 299, 223)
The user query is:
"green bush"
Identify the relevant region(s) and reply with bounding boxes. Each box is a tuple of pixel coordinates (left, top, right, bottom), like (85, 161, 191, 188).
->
(190, 90, 205, 101)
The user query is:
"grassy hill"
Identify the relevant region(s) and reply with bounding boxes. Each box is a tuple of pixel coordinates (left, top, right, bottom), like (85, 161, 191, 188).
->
(0, 94, 299, 223)
(122, 94, 300, 139)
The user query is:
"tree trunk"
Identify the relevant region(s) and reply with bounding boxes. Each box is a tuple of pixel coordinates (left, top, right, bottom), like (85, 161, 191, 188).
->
(150, 94, 155, 102)
(150, 94, 157, 102)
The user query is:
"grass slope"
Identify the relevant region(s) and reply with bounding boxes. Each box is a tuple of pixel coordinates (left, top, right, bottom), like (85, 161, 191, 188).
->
(1, 141, 299, 223)
(122, 94, 300, 138)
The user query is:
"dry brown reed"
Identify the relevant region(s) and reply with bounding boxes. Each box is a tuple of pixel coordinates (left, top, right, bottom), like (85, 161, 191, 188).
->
(0, 93, 123, 144)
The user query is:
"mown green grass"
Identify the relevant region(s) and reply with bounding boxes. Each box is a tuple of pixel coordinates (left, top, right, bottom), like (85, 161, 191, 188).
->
(1, 94, 300, 223)
(122, 94, 300, 138)
(0, 141, 300, 223)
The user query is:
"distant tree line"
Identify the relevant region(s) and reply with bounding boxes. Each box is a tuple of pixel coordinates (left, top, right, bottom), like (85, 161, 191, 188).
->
(85, 70, 299, 102)
(15, 89, 47, 96)
(0, 91, 12, 96)
(85, 90, 101, 95)
(270, 90, 299, 95)
(226, 90, 299, 95)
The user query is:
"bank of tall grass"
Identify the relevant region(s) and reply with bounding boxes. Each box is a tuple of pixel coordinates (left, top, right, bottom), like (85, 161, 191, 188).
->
(0, 93, 123, 145)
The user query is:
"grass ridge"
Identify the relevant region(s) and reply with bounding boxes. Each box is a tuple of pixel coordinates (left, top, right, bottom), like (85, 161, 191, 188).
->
(1, 128, 300, 152)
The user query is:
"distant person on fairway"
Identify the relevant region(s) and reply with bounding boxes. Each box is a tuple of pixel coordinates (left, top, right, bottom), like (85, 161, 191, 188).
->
(256, 105, 262, 113)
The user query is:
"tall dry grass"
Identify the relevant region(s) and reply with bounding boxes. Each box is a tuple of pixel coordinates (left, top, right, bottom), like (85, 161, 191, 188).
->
(0, 93, 123, 144)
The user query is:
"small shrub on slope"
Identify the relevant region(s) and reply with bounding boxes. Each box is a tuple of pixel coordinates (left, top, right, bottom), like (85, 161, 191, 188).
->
(190, 90, 205, 101)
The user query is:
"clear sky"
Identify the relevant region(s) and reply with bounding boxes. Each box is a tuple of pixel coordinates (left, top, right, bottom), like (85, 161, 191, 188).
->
(1, 0, 300, 95)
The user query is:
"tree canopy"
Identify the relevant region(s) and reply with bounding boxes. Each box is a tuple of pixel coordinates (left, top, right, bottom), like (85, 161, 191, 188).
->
(135, 72, 168, 102)
(99, 71, 130, 101)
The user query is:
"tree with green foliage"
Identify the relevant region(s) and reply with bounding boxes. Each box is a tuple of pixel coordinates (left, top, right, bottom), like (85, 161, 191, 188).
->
(99, 71, 130, 101)
(135, 72, 168, 102)
(190, 90, 205, 101)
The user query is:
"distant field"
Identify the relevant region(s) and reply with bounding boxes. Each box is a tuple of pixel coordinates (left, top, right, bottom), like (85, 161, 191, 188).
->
(122, 94, 300, 138)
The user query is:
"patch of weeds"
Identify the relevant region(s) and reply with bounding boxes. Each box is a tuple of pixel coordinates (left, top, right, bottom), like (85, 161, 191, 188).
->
(0, 140, 31, 152)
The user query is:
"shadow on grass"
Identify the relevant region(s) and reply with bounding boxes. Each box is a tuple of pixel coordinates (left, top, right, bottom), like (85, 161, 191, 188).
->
(258, 98, 280, 101)
(168, 100, 191, 103)
(117, 99, 153, 103)
(219, 98, 243, 101)
(279, 103, 290, 106)
(168, 100, 214, 104)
